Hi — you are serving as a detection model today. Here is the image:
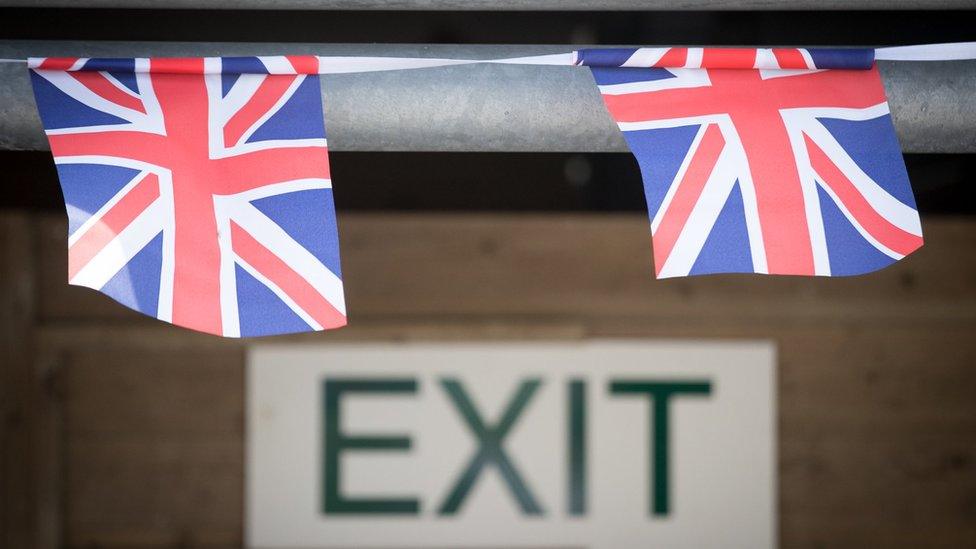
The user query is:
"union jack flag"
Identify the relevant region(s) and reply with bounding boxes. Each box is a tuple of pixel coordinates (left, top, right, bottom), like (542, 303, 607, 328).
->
(29, 56, 346, 337)
(585, 49, 923, 277)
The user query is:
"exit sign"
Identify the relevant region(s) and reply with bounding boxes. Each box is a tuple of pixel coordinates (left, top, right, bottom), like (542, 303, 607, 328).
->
(247, 341, 775, 548)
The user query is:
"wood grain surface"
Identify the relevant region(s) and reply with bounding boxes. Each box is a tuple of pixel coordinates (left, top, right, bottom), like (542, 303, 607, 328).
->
(4, 212, 975, 548)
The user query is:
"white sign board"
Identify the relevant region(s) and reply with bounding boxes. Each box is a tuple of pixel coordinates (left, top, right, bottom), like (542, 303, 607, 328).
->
(247, 341, 776, 549)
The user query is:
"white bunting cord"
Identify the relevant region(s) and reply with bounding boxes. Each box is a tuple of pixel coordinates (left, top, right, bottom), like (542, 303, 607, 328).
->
(311, 52, 577, 74)
(485, 52, 578, 66)
(280, 42, 976, 74)
(875, 41, 976, 61)
(5, 42, 976, 73)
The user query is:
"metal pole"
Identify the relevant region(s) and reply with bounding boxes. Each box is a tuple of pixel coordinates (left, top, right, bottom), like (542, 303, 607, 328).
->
(1, 0, 974, 10)
(1, 41, 974, 153)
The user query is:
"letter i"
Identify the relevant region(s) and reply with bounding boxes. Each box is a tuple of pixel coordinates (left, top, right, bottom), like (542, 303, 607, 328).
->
(568, 379, 586, 516)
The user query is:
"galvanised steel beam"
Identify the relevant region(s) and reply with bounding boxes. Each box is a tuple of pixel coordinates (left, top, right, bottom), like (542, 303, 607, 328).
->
(1, 0, 974, 9)
(0, 42, 974, 153)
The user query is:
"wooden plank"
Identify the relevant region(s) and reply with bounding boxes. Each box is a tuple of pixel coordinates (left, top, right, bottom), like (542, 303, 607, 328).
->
(65, 437, 243, 548)
(60, 349, 244, 548)
(0, 214, 60, 549)
(0, 213, 35, 548)
(62, 348, 244, 436)
(30, 346, 63, 549)
(34, 214, 976, 325)
(775, 326, 976, 549)
(34, 319, 587, 351)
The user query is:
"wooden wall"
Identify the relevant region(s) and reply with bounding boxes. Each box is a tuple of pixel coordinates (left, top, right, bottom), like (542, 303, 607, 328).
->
(3, 212, 975, 548)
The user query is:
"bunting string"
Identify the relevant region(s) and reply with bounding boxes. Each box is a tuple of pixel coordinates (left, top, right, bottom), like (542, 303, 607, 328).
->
(6, 42, 975, 74)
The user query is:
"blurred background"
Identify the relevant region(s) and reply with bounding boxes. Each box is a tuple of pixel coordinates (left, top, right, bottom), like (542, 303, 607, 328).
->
(2, 2, 976, 548)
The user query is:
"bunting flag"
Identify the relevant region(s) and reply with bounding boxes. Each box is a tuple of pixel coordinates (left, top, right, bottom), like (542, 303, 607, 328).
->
(29, 56, 346, 337)
(580, 48, 924, 278)
(22, 45, 973, 336)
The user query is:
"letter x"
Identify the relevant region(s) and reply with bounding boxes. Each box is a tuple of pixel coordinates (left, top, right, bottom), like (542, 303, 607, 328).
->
(438, 378, 544, 515)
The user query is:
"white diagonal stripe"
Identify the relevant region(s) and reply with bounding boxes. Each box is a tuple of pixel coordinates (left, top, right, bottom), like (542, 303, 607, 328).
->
(657, 146, 738, 278)
(623, 48, 669, 67)
(70, 198, 165, 291)
(227, 198, 346, 316)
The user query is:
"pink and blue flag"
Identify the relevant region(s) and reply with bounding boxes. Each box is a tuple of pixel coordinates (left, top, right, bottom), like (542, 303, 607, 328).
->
(579, 47, 924, 277)
(29, 56, 346, 337)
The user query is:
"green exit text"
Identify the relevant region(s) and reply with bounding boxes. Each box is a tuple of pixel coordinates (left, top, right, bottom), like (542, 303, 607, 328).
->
(322, 378, 712, 518)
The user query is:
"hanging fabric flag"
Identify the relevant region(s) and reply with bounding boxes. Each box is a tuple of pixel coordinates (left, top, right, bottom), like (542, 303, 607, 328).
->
(578, 47, 924, 278)
(28, 56, 346, 337)
(21, 44, 970, 336)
